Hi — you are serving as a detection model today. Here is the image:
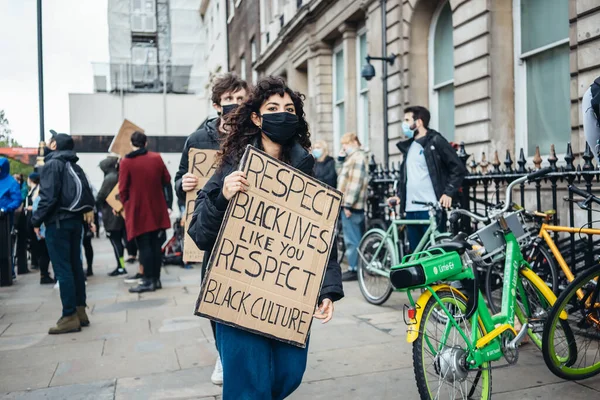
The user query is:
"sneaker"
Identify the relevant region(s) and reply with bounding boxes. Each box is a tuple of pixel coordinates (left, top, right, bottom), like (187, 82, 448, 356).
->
(211, 355, 223, 385)
(342, 270, 358, 282)
(40, 276, 55, 285)
(54, 281, 60, 289)
(86, 268, 94, 277)
(128, 279, 156, 293)
(126, 257, 137, 264)
(155, 279, 162, 289)
(124, 273, 144, 283)
(108, 267, 127, 277)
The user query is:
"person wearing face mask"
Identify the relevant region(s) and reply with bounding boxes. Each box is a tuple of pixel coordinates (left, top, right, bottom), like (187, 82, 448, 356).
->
(174, 72, 248, 386)
(312, 140, 337, 188)
(188, 76, 343, 399)
(336, 133, 369, 282)
(388, 106, 467, 252)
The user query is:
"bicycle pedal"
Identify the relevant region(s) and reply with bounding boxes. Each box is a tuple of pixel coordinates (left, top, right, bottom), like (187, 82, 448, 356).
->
(508, 323, 529, 350)
(476, 324, 517, 349)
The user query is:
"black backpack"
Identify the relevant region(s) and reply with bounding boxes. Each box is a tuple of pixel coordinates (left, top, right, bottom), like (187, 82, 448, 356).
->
(59, 161, 95, 213)
(591, 77, 600, 124)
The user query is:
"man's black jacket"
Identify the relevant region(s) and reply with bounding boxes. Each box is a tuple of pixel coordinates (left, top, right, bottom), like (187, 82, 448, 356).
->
(174, 118, 220, 201)
(188, 139, 344, 305)
(31, 150, 83, 227)
(396, 129, 467, 213)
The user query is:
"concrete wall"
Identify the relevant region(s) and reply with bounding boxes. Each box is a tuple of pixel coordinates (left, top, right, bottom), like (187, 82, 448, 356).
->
(69, 93, 207, 136)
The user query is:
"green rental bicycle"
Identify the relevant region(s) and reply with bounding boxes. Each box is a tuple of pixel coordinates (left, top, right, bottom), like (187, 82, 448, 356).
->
(357, 198, 452, 305)
(390, 168, 572, 399)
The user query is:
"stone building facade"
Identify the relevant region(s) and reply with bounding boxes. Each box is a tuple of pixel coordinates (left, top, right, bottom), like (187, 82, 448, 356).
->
(226, 0, 261, 83)
(228, 0, 600, 165)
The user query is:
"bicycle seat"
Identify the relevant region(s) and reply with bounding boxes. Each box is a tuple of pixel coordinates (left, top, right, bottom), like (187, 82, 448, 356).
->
(429, 232, 473, 255)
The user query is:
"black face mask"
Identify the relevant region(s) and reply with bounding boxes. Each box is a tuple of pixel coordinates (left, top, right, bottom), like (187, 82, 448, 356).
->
(260, 112, 299, 144)
(221, 104, 237, 116)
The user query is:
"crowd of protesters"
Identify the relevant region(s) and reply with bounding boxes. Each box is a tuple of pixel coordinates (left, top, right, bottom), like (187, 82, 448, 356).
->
(0, 67, 478, 399)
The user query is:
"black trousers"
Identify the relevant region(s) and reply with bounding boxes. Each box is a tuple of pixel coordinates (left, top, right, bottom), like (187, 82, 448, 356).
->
(125, 229, 138, 258)
(106, 229, 126, 268)
(136, 230, 162, 281)
(82, 224, 94, 270)
(38, 239, 51, 278)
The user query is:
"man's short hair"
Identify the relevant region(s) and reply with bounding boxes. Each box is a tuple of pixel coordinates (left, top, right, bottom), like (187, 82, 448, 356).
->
(131, 131, 147, 148)
(341, 132, 361, 147)
(404, 106, 431, 128)
(211, 73, 249, 106)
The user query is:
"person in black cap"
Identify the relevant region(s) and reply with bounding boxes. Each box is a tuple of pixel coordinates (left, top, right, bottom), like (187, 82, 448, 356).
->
(32, 132, 94, 334)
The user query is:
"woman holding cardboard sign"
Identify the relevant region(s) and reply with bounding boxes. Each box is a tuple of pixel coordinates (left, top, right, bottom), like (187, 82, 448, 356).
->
(189, 76, 344, 399)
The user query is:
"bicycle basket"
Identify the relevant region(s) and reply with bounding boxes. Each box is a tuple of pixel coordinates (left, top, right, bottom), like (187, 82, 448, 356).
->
(476, 211, 527, 257)
(389, 248, 463, 290)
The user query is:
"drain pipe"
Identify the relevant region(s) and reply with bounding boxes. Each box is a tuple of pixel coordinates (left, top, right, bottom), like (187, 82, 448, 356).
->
(381, 0, 389, 164)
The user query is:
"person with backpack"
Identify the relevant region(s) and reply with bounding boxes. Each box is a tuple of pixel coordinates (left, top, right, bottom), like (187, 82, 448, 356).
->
(31, 132, 94, 334)
(583, 77, 600, 154)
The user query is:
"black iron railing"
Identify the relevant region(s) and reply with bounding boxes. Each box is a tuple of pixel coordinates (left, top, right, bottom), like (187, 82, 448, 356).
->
(366, 142, 600, 273)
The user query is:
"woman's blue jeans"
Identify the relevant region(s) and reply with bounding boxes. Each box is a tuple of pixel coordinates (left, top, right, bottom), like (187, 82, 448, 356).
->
(216, 322, 309, 400)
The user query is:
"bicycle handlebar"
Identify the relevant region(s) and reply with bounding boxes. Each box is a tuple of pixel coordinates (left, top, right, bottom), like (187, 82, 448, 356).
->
(499, 167, 553, 215)
(450, 208, 490, 223)
(568, 185, 600, 206)
(411, 200, 439, 209)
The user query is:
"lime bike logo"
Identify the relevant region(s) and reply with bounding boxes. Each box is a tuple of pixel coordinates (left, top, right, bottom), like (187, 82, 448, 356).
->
(509, 260, 519, 316)
(433, 262, 455, 275)
(486, 348, 501, 357)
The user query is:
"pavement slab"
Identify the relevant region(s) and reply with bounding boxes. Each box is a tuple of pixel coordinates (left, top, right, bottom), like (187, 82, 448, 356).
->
(2, 237, 600, 399)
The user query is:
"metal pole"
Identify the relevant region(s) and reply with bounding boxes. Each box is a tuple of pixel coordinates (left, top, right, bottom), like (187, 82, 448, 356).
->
(37, 0, 45, 144)
(163, 61, 168, 136)
(381, 0, 389, 164)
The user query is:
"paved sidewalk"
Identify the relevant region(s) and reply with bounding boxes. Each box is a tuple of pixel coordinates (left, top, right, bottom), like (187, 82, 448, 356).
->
(1, 237, 599, 399)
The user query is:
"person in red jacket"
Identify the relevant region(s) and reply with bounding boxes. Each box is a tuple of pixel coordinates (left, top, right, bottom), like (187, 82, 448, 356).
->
(119, 131, 172, 293)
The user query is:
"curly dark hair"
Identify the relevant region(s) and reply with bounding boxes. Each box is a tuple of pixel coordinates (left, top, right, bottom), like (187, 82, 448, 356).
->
(217, 76, 311, 167)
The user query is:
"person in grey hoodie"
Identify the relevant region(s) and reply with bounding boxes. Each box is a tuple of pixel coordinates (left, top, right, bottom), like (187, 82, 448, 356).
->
(96, 156, 128, 277)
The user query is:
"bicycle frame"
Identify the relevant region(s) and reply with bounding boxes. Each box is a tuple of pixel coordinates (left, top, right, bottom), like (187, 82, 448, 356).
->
(360, 208, 450, 279)
(539, 224, 600, 299)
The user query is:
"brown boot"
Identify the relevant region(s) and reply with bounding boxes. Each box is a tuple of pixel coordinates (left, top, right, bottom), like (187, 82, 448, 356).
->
(48, 314, 81, 334)
(76, 306, 90, 327)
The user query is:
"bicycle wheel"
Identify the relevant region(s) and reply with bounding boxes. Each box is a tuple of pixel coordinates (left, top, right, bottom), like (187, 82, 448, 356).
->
(485, 244, 558, 315)
(543, 265, 600, 380)
(413, 289, 492, 400)
(357, 231, 397, 305)
(514, 270, 564, 350)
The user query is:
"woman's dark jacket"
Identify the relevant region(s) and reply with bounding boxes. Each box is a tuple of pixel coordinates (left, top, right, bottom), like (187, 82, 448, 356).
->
(314, 156, 337, 189)
(96, 157, 124, 232)
(188, 141, 344, 305)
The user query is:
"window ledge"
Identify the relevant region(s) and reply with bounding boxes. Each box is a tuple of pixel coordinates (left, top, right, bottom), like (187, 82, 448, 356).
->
(235, 0, 242, 7)
(227, 13, 234, 24)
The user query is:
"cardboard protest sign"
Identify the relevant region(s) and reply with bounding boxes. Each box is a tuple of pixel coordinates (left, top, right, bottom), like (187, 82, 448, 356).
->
(106, 184, 125, 218)
(109, 119, 144, 157)
(196, 146, 343, 347)
(183, 149, 219, 262)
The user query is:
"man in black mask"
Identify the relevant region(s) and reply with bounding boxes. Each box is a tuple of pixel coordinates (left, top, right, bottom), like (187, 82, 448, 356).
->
(175, 73, 249, 201)
(174, 72, 248, 386)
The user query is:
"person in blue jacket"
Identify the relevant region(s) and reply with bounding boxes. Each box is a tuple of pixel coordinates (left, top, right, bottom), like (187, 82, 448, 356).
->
(0, 157, 24, 279)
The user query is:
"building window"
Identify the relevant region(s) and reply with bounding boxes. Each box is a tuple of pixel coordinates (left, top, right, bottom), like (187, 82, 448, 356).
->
(131, 0, 156, 33)
(251, 38, 257, 63)
(333, 46, 345, 154)
(429, 1, 454, 142)
(252, 69, 258, 84)
(514, 0, 569, 156)
(356, 31, 369, 148)
(240, 56, 247, 80)
(228, 0, 235, 23)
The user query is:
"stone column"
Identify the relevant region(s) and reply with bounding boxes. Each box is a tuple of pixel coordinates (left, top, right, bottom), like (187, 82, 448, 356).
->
(339, 23, 358, 135)
(307, 41, 334, 149)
